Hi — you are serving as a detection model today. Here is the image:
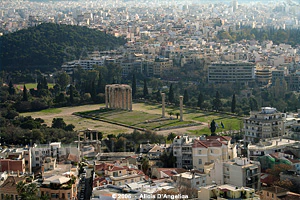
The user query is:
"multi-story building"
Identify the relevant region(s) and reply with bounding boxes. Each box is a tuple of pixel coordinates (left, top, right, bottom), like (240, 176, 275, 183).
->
(192, 136, 236, 171)
(172, 135, 194, 169)
(39, 175, 77, 200)
(247, 138, 298, 161)
(198, 184, 259, 200)
(208, 61, 255, 84)
(208, 157, 261, 190)
(31, 142, 79, 168)
(0, 147, 31, 173)
(243, 107, 285, 144)
(255, 66, 272, 86)
(172, 171, 207, 190)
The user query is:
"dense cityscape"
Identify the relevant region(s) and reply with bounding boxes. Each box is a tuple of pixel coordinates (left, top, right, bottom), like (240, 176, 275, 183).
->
(0, 0, 300, 200)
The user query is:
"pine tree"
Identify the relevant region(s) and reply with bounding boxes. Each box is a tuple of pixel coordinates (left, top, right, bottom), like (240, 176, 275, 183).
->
(197, 93, 204, 109)
(183, 89, 189, 105)
(231, 94, 236, 113)
(168, 84, 174, 103)
(22, 85, 28, 101)
(143, 78, 148, 98)
(132, 74, 137, 98)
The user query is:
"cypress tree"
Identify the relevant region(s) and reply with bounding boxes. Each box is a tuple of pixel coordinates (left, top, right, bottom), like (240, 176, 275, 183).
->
(197, 93, 204, 108)
(42, 77, 48, 90)
(69, 85, 74, 104)
(8, 80, 15, 95)
(132, 74, 137, 98)
(183, 89, 189, 105)
(22, 85, 28, 101)
(143, 78, 148, 98)
(168, 84, 174, 103)
(231, 94, 236, 113)
(210, 119, 216, 135)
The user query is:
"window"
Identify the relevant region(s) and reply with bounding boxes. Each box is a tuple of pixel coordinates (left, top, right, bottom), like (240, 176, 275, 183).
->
(267, 192, 269, 196)
(36, 157, 39, 161)
(198, 159, 202, 165)
(35, 151, 39, 155)
(198, 150, 202, 154)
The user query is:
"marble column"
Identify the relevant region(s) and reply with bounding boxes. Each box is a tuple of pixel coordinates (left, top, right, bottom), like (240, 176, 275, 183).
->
(129, 88, 132, 111)
(161, 93, 165, 118)
(105, 85, 109, 108)
(122, 88, 125, 109)
(180, 95, 183, 121)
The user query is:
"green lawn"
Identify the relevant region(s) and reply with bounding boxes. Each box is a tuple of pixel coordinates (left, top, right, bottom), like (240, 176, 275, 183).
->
(15, 83, 54, 90)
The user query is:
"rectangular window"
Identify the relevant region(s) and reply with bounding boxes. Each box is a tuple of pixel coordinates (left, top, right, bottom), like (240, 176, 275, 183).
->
(198, 150, 202, 154)
(198, 159, 202, 165)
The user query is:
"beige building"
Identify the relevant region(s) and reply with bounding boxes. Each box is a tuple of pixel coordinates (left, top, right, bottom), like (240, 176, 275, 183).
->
(192, 136, 236, 171)
(198, 184, 259, 200)
(260, 186, 300, 200)
(39, 175, 77, 200)
(244, 107, 285, 144)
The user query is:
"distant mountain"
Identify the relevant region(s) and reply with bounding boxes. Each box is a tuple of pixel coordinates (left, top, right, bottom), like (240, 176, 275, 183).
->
(0, 23, 126, 71)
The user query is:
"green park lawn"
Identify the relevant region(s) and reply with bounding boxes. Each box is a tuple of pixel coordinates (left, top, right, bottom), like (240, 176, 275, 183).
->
(15, 83, 54, 90)
(22, 102, 243, 135)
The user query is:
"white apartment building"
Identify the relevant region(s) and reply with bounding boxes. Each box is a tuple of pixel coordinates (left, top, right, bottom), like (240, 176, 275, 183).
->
(31, 142, 79, 167)
(247, 138, 298, 161)
(172, 171, 206, 190)
(243, 107, 285, 144)
(208, 157, 261, 190)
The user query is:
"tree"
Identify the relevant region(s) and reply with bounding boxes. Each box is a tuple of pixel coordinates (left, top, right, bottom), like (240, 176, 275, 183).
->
(213, 91, 222, 111)
(141, 157, 150, 175)
(42, 76, 48, 90)
(143, 78, 149, 98)
(22, 85, 28, 101)
(231, 94, 236, 113)
(183, 89, 189, 105)
(8, 80, 15, 95)
(167, 132, 176, 141)
(210, 119, 216, 135)
(69, 84, 74, 104)
(132, 74, 137, 98)
(168, 84, 174, 103)
(97, 72, 105, 94)
(90, 81, 96, 101)
(197, 93, 204, 109)
(249, 97, 258, 111)
(56, 72, 70, 90)
(52, 118, 66, 129)
(16, 181, 39, 200)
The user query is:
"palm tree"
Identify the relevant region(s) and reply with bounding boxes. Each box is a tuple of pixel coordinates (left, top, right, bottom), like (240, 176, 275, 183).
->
(16, 181, 39, 200)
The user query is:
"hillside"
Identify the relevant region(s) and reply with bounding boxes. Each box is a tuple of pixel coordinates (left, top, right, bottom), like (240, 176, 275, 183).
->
(0, 23, 126, 71)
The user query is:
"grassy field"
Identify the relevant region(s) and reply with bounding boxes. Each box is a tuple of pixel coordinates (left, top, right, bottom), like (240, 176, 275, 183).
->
(15, 83, 54, 90)
(22, 103, 243, 135)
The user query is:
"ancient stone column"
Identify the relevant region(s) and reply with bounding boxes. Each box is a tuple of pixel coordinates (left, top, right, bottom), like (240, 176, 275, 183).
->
(90, 132, 93, 141)
(122, 87, 125, 109)
(180, 95, 183, 121)
(161, 93, 165, 118)
(129, 88, 132, 111)
(105, 85, 109, 108)
(109, 87, 112, 108)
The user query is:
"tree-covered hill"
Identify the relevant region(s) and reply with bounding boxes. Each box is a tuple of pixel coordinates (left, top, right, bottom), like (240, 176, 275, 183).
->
(1, 23, 126, 71)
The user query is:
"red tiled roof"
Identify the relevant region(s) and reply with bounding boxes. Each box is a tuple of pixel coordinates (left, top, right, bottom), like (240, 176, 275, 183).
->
(193, 139, 224, 148)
